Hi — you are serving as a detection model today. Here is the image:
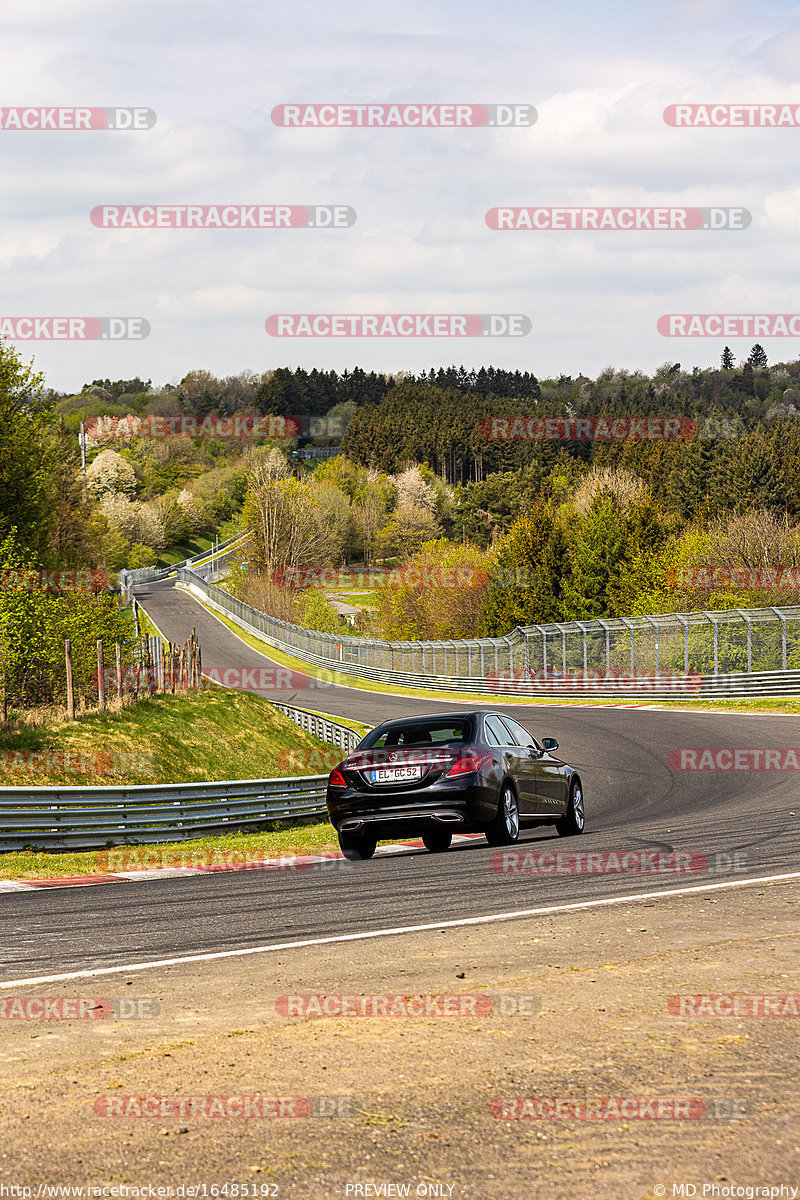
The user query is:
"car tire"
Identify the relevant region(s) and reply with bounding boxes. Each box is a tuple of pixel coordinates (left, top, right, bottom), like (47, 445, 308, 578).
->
(484, 783, 520, 846)
(422, 829, 453, 853)
(338, 831, 378, 860)
(556, 779, 585, 837)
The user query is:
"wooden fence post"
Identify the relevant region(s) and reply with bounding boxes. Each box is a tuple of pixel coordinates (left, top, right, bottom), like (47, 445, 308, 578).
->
(144, 638, 154, 696)
(115, 643, 123, 701)
(65, 639, 75, 719)
(97, 640, 105, 710)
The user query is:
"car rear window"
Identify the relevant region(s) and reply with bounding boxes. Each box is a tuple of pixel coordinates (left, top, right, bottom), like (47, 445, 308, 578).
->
(362, 719, 473, 748)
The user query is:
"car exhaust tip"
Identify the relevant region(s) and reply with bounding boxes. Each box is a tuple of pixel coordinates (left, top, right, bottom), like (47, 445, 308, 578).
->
(434, 812, 464, 823)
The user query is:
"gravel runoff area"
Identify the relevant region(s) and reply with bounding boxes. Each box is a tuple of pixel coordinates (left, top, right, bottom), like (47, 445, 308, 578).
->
(0, 877, 798, 1199)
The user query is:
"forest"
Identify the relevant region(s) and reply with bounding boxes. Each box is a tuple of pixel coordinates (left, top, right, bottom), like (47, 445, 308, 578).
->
(3, 341, 800, 693)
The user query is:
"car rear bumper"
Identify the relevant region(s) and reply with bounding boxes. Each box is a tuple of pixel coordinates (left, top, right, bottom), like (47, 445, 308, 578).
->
(326, 781, 497, 837)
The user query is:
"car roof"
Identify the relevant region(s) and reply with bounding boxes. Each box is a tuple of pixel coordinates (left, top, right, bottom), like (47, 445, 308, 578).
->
(372, 710, 498, 728)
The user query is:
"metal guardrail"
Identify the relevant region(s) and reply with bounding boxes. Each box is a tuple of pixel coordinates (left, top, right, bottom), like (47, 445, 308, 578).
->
(120, 532, 248, 598)
(271, 703, 364, 752)
(0, 776, 330, 852)
(174, 569, 800, 698)
(0, 703, 367, 852)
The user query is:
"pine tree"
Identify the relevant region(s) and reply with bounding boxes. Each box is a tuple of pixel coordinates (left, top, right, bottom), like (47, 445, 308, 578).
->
(479, 501, 564, 634)
(747, 344, 769, 369)
(721, 347, 735, 370)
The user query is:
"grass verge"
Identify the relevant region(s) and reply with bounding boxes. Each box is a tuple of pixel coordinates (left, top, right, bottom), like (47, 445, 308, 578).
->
(0, 822, 344, 881)
(0, 689, 342, 788)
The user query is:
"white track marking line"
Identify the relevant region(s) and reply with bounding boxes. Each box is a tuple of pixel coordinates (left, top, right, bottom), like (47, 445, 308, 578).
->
(2, 871, 799, 989)
(112, 868, 207, 880)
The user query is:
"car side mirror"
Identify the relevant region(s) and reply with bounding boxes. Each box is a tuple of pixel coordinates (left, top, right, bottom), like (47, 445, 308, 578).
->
(542, 737, 559, 753)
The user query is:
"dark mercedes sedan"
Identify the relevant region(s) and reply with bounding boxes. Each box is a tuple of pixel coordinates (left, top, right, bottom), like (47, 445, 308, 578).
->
(326, 710, 585, 860)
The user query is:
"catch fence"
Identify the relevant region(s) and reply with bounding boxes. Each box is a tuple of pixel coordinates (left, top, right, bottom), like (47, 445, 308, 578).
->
(175, 569, 800, 698)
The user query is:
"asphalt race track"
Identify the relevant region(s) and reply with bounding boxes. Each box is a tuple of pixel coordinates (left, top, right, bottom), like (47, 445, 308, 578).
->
(1, 576, 798, 983)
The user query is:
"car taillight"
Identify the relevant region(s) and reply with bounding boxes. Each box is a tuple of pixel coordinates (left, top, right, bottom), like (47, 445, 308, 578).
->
(445, 752, 494, 778)
(328, 768, 347, 788)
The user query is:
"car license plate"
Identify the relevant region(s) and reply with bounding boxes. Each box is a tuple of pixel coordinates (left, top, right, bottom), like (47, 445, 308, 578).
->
(369, 766, 423, 783)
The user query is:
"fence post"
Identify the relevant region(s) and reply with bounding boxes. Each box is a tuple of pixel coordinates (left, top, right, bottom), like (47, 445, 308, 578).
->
(65, 639, 75, 719)
(145, 638, 154, 695)
(737, 609, 753, 673)
(157, 640, 164, 692)
(115, 642, 123, 700)
(97, 640, 106, 710)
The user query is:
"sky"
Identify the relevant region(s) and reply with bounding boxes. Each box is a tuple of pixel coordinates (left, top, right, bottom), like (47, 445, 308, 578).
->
(2, 0, 800, 392)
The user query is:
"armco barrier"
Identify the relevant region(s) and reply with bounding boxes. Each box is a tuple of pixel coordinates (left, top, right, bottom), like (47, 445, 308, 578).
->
(0, 704, 366, 852)
(171, 569, 800, 699)
(0, 776, 330, 852)
(271, 703, 363, 752)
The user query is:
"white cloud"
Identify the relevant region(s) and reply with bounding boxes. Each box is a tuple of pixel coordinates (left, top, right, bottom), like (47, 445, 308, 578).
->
(1, 0, 799, 389)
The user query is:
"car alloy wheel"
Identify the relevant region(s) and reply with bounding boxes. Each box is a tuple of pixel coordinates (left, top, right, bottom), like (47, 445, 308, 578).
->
(485, 784, 520, 846)
(556, 781, 585, 837)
